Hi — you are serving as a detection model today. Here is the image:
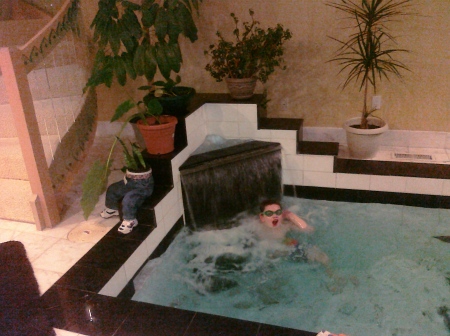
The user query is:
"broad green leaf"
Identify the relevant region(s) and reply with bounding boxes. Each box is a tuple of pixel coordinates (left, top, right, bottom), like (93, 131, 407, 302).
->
(114, 57, 127, 86)
(121, 0, 141, 11)
(123, 8, 142, 40)
(122, 52, 137, 80)
(118, 19, 137, 52)
(176, 3, 198, 42)
(99, 19, 112, 48)
(146, 98, 163, 116)
(111, 99, 135, 122)
(81, 160, 109, 219)
(142, 3, 159, 27)
(143, 45, 157, 81)
(155, 43, 171, 79)
(133, 44, 146, 76)
(155, 7, 169, 42)
(165, 42, 182, 72)
(167, 10, 183, 42)
(109, 21, 121, 55)
(131, 143, 146, 169)
(141, 0, 155, 11)
(116, 137, 136, 170)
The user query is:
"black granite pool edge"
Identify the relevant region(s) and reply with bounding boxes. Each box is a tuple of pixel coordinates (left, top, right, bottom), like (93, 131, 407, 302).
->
(40, 94, 450, 335)
(40, 94, 315, 336)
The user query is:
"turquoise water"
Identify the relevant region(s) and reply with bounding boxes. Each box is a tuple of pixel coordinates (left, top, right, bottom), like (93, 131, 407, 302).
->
(132, 198, 450, 335)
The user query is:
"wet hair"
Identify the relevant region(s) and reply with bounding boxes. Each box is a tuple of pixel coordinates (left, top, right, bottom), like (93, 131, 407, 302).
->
(259, 199, 282, 213)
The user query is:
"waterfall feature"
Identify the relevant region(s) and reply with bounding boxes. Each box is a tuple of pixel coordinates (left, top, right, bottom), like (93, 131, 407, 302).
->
(180, 140, 282, 230)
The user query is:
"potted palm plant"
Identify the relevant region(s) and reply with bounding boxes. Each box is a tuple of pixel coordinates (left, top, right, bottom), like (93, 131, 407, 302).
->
(204, 9, 292, 99)
(327, 0, 413, 158)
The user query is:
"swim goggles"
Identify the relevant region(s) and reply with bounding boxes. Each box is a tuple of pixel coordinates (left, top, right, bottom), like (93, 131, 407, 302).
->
(262, 209, 283, 217)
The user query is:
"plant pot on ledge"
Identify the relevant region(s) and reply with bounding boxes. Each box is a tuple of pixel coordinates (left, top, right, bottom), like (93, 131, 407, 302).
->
(158, 86, 196, 116)
(344, 117, 388, 159)
(137, 115, 178, 155)
(225, 77, 257, 100)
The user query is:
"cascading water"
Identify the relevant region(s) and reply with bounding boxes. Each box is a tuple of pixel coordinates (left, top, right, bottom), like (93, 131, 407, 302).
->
(180, 140, 282, 230)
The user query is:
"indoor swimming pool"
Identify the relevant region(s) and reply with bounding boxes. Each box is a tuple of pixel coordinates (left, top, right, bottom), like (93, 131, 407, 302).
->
(132, 197, 450, 336)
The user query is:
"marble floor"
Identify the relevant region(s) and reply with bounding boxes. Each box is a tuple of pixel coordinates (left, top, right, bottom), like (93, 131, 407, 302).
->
(0, 136, 126, 336)
(0, 192, 120, 336)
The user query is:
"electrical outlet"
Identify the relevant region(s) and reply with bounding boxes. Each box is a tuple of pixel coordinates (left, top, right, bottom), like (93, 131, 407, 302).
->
(372, 95, 382, 110)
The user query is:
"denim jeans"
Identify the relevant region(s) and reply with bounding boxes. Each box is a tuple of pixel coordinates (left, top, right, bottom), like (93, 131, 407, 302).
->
(105, 176, 154, 220)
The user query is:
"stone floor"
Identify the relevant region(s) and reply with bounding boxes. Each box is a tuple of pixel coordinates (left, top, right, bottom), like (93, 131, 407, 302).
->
(0, 135, 127, 336)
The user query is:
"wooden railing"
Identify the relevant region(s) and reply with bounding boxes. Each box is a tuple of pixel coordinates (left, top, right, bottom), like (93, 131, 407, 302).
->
(0, 0, 96, 229)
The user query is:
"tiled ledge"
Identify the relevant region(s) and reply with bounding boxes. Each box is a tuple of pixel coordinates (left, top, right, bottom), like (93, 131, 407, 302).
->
(42, 94, 317, 336)
(43, 94, 450, 335)
(298, 123, 450, 180)
(334, 156, 450, 179)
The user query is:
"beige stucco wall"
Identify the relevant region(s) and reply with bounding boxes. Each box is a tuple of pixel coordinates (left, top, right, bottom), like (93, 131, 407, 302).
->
(84, 0, 450, 132)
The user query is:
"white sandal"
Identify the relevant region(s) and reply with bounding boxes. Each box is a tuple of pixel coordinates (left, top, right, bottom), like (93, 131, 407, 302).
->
(118, 219, 138, 234)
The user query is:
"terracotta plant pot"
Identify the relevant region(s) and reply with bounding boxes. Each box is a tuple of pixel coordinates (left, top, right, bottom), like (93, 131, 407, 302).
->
(225, 77, 257, 100)
(136, 115, 178, 155)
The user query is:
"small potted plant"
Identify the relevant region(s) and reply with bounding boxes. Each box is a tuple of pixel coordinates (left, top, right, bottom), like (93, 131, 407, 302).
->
(204, 9, 292, 99)
(81, 0, 202, 219)
(81, 97, 167, 218)
(84, 0, 202, 153)
(138, 75, 196, 117)
(81, 137, 150, 222)
(327, 0, 413, 158)
(113, 94, 178, 155)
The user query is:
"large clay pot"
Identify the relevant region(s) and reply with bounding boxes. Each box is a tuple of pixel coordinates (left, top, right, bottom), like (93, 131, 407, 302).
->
(136, 115, 178, 155)
(344, 116, 388, 159)
(225, 77, 257, 100)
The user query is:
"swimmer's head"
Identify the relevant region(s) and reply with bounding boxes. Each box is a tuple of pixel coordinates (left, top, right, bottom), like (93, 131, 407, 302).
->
(259, 200, 282, 228)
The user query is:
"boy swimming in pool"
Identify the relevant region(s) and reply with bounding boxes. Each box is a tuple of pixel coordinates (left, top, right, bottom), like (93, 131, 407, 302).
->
(259, 199, 329, 265)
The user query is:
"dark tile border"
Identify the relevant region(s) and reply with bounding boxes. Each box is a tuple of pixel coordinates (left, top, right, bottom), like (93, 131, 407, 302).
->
(298, 141, 339, 156)
(41, 94, 317, 336)
(297, 139, 450, 180)
(285, 185, 450, 209)
(43, 94, 450, 335)
(334, 156, 450, 179)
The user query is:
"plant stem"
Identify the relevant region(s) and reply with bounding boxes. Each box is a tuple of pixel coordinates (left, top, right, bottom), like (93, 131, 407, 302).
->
(362, 78, 369, 129)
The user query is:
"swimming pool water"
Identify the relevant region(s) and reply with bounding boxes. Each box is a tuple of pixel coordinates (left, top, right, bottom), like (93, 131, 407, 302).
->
(132, 197, 450, 335)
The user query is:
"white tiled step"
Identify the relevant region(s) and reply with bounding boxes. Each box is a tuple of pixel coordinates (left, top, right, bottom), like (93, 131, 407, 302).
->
(0, 178, 34, 223)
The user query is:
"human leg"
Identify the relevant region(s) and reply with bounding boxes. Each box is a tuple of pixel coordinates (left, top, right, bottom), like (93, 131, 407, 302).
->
(306, 245, 330, 265)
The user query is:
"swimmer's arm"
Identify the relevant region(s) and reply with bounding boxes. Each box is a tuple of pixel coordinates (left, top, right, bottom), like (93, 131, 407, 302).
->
(283, 210, 314, 232)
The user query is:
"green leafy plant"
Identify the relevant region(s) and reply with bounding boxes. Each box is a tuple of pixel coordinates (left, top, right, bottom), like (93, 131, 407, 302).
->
(86, 0, 202, 89)
(204, 9, 292, 83)
(81, 136, 145, 220)
(81, 0, 202, 219)
(327, 0, 413, 129)
(139, 75, 194, 99)
(81, 97, 162, 219)
(116, 138, 147, 172)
